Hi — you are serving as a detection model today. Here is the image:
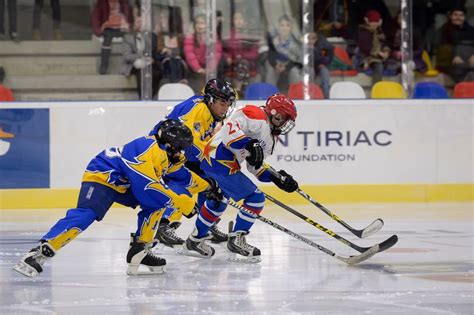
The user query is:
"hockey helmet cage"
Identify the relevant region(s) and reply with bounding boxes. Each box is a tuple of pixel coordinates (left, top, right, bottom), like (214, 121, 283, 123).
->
(264, 93, 297, 135)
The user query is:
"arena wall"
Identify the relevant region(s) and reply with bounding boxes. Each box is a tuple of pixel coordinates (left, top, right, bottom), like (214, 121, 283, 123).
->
(1, 99, 472, 208)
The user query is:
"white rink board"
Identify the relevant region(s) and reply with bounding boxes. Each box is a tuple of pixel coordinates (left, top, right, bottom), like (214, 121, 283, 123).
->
(2, 99, 473, 188)
(266, 101, 473, 184)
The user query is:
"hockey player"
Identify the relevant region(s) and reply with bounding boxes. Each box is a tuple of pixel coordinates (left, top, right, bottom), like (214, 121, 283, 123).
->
(182, 93, 299, 262)
(150, 78, 237, 248)
(13, 119, 216, 277)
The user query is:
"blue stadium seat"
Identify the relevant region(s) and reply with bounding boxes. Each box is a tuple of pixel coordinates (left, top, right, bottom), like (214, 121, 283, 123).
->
(412, 82, 449, 99)
(244, 82, 279, 100)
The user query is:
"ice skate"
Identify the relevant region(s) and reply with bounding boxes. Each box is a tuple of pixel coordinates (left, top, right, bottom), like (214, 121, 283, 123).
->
(13, 242, 55, 278)
(226, 221, 261, 263)
(127, 234, 166, 275)
(178, 229, 215, 258)
(154, 221, 185, 249)
(209, 218, 228, 243)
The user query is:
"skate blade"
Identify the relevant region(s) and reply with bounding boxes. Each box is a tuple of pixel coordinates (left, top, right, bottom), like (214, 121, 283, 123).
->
(126, 264, 165, 276)
(176, 246, 214, 258)
(12, 261, 39, 278)
(226, 253, 261, 264)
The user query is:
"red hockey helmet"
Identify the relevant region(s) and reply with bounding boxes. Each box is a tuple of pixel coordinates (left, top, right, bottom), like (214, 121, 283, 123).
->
(264, 93, 297, 135)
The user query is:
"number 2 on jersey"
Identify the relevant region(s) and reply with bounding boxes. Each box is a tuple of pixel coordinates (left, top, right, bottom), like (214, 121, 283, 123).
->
(227, 121, 241, 135)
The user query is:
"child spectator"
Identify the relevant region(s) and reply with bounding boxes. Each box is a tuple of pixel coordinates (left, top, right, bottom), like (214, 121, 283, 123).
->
(435, 5, 474, 82)
(92, 0, 133, 75)
(347, 0, 393, 36)
(121, 15, 160, 99)
(0, 67, 15, 101)
(223, 11, 260, 95)
(354, 10, 391, 85)
(264, 14, 302, 89)
(183, 14, 223, 92)
(0, 0, 18, 41)
(308, 31, 333, 99)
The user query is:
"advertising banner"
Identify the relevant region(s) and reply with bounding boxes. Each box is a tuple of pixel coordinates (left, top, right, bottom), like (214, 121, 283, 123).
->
(266, 104, 472, 184)
(0, 109, 50, 188)
(0, 100, 472, 189)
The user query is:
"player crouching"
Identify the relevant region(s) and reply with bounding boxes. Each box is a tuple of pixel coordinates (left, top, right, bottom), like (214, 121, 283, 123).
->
(13, 120, 218, 277)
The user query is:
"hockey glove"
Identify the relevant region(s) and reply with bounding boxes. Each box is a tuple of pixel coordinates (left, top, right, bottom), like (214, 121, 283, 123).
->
(245, 139, 264, 169)
(270, 170, 299, 193)
(205, 177, 224, 202)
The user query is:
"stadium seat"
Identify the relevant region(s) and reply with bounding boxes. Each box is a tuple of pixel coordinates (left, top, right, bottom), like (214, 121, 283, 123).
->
(412, 81, 448, 99)
(158, 83, 195, 100)
(244, 82, 279, 100)
(453, 82, 474, 98)
(371, 81, 406, 99)
(329, 82, 366, 99)
(420, 50, 439, 77)
(330, 45, 358, 77)
(287, 81, 324, 99)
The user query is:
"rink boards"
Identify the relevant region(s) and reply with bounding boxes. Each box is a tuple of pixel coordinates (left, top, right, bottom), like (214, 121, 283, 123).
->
(0, 99, 472, 208)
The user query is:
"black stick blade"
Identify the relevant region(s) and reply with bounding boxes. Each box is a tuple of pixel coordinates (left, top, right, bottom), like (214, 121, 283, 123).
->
(377, 234, 398, 253)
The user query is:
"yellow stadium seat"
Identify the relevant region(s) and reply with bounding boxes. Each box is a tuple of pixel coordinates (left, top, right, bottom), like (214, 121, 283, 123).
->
(371, 81, 406, 99)
(421, 50, 439, 77)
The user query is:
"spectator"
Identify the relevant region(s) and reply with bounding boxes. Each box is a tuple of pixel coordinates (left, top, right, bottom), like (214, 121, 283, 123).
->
(32, 0, 62, 40)
(435, 5, 474, 82)
(386, 11, 427, 74)
(347, 0, 393, 35)
(264, 14, 302, 90)
(156, 6, 187, 84)
(354, 10, 391, 85)
(314, 0, 352, 39)
(92, 0, 133, 75)
(121, 15, 160, 99)
(184, 14, 223, 92)
(223, 11, 260, 95)
(0, 0, 18, 41)
(0, 67, 15, 101)
(308, 31, 333, 99)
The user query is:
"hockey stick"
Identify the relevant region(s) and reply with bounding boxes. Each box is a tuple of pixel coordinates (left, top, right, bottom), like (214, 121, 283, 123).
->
(265, 193, 398, 254)
(267, 167, 383, 238)
(226, 199, 379, 265)
(295, 189, 383, 238)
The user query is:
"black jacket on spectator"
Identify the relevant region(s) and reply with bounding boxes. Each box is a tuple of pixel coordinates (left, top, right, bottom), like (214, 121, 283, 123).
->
(438, 21, 474, 47)
(435, 19, 474, 80)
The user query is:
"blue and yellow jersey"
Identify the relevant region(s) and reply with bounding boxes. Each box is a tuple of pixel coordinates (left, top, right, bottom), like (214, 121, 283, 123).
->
(150, 95, 217, 164)
(82, 135, 208, 213)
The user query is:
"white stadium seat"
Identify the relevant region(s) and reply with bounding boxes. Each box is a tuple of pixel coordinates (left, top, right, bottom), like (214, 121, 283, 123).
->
(329, 81, 366, 99)
(158, 83, 195, 100)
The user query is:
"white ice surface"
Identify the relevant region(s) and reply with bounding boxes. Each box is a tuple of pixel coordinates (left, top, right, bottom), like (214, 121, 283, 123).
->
(1, 203, 473, 314)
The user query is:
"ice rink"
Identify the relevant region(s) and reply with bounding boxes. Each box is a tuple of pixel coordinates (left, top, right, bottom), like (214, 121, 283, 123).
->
(1, 202, 473, 314)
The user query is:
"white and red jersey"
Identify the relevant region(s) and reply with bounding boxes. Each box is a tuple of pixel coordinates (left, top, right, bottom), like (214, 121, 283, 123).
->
(201, 105, 277, 180)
